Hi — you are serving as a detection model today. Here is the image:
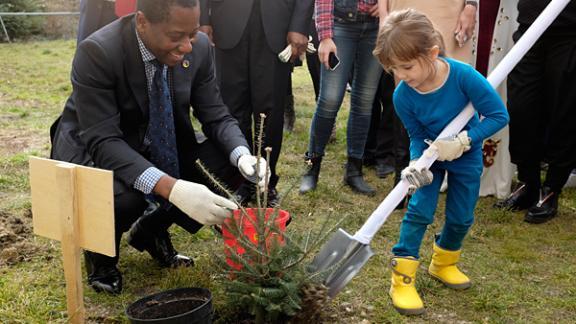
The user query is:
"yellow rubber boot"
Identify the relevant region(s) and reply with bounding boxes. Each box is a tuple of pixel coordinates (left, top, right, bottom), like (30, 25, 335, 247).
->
(428, 243, 471, 290)
(389, 257, 425, 315)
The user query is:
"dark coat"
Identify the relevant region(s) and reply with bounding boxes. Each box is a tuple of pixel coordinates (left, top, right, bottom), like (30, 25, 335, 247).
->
(199, 0, 314, 52)
(51, 14, 248, 192)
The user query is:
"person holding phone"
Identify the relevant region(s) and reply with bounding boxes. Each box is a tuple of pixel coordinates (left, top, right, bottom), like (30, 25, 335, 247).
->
(300, 0, 383, 196)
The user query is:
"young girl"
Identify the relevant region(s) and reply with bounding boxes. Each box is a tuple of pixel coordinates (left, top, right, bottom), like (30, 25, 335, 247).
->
(373, 9, 509, 315)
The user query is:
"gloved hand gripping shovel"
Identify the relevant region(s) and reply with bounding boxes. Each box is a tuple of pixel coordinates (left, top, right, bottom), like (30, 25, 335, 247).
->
(307, 0, 572, 299)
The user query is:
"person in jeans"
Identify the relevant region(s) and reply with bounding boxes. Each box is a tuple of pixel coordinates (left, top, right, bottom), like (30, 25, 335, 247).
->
(300, 0, 383, 196)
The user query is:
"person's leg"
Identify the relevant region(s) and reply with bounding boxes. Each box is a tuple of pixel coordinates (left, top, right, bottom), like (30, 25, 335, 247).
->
(307, 23, 356, 158)
(389, 165, 443, 315)
(525, 33, 576, 223)
(364, 74, 384, 167)
(248, 7, 290, 200)
(439, 155, 482, 251)
(374, 72, 396, 178)
(430, 154, 482, 290)
(300, 22, 356, 194)
(500, 28, 546, 209)
(392, 166, 444, 258)
(344, 21, 382, 195)
(86, 183, 147, 294)
(347, 22, 381, 160)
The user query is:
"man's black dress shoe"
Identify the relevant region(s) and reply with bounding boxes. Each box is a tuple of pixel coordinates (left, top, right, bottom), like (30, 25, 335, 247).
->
(127, 219, 193, 268)
(524, 186, 559, 224)
(233, 182, 255, 206)
(84, 251, 122, 294)
(494, 183, 538, 211)
(267, 188, 280, 208)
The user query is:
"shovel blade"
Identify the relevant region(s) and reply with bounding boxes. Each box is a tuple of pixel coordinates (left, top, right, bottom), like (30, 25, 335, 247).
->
(324, 244, 374, 298)
(309, 228, 375, 298)
(309, 228, 356, 272)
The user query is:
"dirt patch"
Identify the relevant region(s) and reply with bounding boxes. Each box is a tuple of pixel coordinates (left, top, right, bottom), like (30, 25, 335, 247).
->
(0, 129, 50, 157)
(0, 209, 41, 267)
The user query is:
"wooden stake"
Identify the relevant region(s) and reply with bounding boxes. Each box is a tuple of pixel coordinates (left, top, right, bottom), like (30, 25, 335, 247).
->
(56, 164, 85, 324)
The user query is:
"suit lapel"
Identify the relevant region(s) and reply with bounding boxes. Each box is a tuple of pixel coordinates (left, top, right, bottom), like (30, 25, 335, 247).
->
(172, 56, 193, 117)
(122, 16, 149, 119)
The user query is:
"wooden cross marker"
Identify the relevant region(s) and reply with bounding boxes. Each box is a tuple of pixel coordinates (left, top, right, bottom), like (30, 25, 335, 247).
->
(29, 157, 115, 324)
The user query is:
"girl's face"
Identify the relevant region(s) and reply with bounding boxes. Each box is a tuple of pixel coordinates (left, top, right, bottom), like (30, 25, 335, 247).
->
(389, 57, 434, 90)
(388, 46, 440, 91)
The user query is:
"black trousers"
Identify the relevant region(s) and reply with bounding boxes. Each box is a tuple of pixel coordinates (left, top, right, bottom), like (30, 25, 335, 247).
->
(215, 3, 291, 189)
(507, 26, 576, 192)
(306, 19, 321, 101)
(106, 139, 243, 265)
(365, 73, 410, 172)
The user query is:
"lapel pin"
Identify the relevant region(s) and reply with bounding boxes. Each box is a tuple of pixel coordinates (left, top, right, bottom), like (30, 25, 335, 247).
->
(182, 59, 190, 68)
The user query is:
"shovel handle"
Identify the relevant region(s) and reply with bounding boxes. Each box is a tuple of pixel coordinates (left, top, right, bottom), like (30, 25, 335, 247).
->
(352, 0, 572, 245)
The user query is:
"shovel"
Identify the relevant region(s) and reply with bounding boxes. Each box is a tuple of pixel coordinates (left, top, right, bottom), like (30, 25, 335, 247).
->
(308, 0, 572, 298)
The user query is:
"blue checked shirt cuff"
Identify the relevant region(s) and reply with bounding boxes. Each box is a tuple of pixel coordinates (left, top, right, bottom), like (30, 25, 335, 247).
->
(230, 146, 251, 167)
(134, 167, 166, 194)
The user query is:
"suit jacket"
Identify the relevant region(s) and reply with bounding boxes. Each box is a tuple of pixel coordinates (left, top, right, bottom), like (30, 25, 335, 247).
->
(51, 14, 248, 192)
(199, 0, 314, 52)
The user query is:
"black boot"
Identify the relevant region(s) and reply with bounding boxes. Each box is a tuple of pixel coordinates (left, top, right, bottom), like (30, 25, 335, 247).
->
(300, 155, 322, 194)
(233, 181, 255, 206)
(283, 94, 295, 132)
(524, 186, 559, 224)
(84, 251, 122, 295)
(127, 206, 193, 268)
(344, 157, 376, 196)
(494, 182, 539, 211)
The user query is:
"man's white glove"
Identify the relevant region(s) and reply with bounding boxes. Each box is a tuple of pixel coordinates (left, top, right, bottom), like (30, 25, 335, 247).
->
(430, 130, 471, 161)
(168, 180, 237, 225)
(238, 155, 269, 189)
(401, 161, 434, 195)
(278, 36, 315, 63)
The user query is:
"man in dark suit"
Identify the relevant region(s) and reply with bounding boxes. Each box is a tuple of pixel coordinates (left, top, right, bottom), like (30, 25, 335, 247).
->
(51, 0, 268, 294)
(199, 0, 314, 206)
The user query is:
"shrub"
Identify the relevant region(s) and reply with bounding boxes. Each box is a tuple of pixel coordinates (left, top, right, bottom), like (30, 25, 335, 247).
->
(0, 0, 44, 40)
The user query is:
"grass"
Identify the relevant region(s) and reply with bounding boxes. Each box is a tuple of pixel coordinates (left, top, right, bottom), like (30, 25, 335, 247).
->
(1, 39, 575, 323)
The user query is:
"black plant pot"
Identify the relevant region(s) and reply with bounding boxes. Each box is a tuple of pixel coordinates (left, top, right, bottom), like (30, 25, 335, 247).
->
(126, 287, 213, 324)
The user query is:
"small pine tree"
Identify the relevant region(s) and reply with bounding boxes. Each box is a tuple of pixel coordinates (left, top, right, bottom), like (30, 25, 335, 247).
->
(196, 114, 335, 323)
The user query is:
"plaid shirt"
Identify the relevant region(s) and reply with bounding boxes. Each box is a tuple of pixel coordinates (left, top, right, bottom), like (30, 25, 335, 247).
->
(315, 0, 378, 41)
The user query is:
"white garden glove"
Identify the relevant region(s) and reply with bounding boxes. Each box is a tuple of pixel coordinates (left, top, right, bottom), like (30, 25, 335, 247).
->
(429, 130, 471, 161)
(238, 154, 269, 189)
(278, 36, 315, 63)
(168, 180, 237, 225)
(401, 161, 434, 195)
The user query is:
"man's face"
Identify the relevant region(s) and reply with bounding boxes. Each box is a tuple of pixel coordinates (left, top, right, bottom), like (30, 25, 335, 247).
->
(136, 5, 200, 67)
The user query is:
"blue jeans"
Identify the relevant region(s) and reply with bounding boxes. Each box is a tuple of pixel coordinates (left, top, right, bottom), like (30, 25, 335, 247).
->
(307, 21, 382, 159)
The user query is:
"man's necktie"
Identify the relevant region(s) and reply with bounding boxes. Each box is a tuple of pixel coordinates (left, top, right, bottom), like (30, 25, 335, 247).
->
(148, 61, 180, 178)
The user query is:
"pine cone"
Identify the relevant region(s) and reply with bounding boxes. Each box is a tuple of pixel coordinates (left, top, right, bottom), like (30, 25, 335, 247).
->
(294, 283, 329, 322)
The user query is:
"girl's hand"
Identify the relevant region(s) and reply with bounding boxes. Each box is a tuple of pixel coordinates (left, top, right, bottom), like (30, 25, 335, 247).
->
(318, 38, 337, 70)
(454, 3, 477, 47)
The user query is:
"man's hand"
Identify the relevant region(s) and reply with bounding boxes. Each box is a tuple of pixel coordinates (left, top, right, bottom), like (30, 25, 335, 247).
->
(287, 31, 308, 61)
(168, 180, 237, 225)
(454, 3, 477, 47)
(318, 38, 337, 70)
(369, 3, 380, 17)
(401, 162, 433, 195)
(430, 130, 471, 161)
(199, 25, 214, 46)
(238, 155, 269, 189)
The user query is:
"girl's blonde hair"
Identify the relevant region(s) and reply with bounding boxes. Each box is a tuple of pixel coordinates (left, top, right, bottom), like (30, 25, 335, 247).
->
(373, 8, 446, 72)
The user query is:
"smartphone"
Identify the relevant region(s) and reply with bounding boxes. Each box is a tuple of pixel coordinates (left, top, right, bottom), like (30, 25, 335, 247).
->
(328, 52, 340, 70)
